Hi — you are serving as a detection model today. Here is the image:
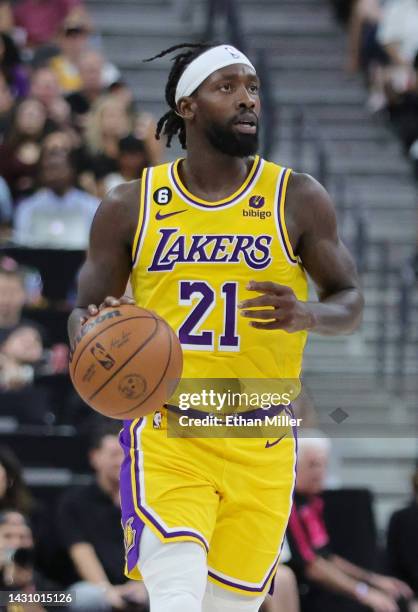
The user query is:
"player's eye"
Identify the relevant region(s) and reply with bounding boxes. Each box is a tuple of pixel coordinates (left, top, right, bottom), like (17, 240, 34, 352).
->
(249, 84, 259, 94)
(220, 83, 232, 92)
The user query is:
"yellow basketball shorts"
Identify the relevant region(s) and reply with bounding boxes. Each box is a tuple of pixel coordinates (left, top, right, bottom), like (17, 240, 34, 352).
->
(119, 406, 297, 597)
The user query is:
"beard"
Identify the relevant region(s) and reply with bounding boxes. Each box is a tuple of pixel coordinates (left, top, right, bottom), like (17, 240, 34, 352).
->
(204, 118, 259, 157)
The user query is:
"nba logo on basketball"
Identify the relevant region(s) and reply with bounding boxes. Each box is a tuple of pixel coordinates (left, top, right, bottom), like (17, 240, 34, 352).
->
(90, 342, 115, 370)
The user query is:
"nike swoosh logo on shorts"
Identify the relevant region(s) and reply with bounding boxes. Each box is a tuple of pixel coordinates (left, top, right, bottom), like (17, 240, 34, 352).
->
(155, 209, 187, 220)
(265, 433, 286, 449)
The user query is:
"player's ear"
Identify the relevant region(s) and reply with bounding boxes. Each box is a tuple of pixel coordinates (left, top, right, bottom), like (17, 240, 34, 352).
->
(177, 97, 196, 121)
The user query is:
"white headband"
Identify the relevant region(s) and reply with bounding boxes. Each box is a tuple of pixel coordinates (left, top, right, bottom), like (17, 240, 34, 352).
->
(174, 45, 256, 105)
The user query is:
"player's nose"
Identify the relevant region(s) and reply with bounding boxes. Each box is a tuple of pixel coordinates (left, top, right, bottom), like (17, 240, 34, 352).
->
(236, 85, 256, 109)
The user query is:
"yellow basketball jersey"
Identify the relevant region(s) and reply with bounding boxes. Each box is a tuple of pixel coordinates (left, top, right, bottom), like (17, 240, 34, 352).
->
(130, 155, 308, 380)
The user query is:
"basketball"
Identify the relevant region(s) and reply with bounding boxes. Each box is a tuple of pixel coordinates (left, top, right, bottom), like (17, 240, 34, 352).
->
(69, 304, 183, 419)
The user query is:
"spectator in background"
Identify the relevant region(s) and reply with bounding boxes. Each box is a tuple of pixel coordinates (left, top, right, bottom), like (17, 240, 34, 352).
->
(107, 80, 162, 167)
(0, 1, 13, 35)
(0, 32, 29, 97)
(385, 52, 418, 169)
(0, 176, 12, 225)
(103, 134, 149, 192)
(0, 510, 58, 610)
(0, 70, 13, 140)
(386, 467, 418, 603)
(0, 324, 44, 390)
(66, 49, 105, 121)
(0, 259, 56, 417)
(0, 447, 33, 516)
(13, 0, 85, 49)
(49, 19, 91, 93)
(57, 422, 148, 611)
(30, 66, 72, 128)
(133, 108, 162, 168)
(0, 511, 34, 568)
(66, 49, 114, 154)
(108, 80, 134, 113)
(49, 12, 119, 95)
(0, 257, 28, 343)
(345, 0, 384, 74)
(41, 129, 97, 197)
(286, 434, 413, 612)
(372, 0, 418, 111)
(377, 0, 418, 70)
(0, 97, 52, 201)
(84, 95, 132, 195)
(14, 148, 99, 249)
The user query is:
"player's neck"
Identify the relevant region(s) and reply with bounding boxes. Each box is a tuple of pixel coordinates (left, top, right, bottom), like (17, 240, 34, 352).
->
(181, 145, 253, 202)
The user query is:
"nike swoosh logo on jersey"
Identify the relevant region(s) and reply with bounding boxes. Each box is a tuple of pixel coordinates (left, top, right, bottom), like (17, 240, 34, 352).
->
(265, 433, 286, 449)
(155, 209, 187, 220)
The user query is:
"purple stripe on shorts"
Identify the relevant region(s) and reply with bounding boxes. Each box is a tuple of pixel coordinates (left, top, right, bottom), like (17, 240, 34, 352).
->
(208, 552, 279, 594)
(170, 157, 262, 209)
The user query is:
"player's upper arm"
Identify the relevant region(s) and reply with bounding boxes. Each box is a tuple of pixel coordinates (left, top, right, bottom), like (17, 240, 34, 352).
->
(76, 180, 140, 308)
(288, 173, 361, 301)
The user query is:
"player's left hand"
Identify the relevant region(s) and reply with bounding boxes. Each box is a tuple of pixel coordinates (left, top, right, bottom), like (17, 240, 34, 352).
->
(238, 281, 315, 332)
(370, 574, 414, 600)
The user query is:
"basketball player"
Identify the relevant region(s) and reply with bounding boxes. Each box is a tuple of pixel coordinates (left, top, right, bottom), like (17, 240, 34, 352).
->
(68, 43, 364, 612)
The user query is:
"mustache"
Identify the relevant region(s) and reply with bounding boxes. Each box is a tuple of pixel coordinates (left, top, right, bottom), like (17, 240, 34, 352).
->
(230, 111, 259, 126)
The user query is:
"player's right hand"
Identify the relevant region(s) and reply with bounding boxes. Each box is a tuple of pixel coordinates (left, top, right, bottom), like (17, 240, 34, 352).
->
(360, 588, 399, 612)
(80, 296, 135, 325)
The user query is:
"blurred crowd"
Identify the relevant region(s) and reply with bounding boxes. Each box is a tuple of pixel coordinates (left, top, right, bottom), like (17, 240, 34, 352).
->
(0, 0, 161, 247)
(332, 0, 418, 180)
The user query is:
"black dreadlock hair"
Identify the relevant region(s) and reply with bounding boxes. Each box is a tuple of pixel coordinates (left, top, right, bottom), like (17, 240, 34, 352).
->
(144, 43, 216, 149)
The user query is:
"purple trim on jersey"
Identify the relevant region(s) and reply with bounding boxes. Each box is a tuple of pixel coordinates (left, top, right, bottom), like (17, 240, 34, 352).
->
(169, 157, 262, 209)
(277, 170, 298, 264)
(132, 167, 150, 265)
(119, 418, 209, 574)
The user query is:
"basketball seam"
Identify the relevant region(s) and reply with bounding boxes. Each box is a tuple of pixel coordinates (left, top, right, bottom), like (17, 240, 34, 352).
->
(71, 314, 157, 375)
(115, 320, 174, 417)
(88, 318, 160, 401)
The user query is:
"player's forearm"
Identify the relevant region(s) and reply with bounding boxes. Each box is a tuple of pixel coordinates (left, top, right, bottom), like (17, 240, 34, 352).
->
(305, 287, 364, 335)
(69, 543, 110, 585)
